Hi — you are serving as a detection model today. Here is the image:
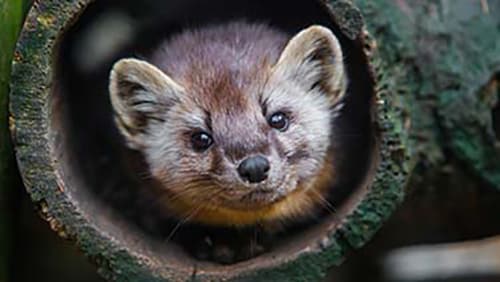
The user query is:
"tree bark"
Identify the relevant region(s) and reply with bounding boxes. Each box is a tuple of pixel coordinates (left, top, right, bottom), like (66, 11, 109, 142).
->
(5, 0, 500, 281)
(8, 0, 409, 281)
(355, 0, 500, 188)
(326, 1, 500, 281)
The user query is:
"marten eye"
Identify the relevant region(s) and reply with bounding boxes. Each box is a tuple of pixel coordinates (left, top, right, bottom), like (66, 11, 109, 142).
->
(268, 112, 289, 131)
(191, 132, 213, 151)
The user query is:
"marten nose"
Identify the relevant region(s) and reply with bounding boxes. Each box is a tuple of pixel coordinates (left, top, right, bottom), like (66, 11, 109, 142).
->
(237, 155, 270, 183)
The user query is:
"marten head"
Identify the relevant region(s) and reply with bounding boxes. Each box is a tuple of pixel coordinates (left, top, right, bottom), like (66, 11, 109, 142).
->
(108, 23, 347, 226)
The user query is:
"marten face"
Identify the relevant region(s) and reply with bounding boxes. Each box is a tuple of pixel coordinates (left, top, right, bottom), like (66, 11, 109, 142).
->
(109, 24, 346, 225)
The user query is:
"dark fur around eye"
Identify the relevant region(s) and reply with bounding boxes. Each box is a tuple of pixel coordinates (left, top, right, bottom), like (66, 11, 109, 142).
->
(191, 131, 213, 151)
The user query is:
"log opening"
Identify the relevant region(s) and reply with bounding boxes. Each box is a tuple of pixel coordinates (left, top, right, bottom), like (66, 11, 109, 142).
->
(10, 0, 408, 280)
(54, 0, 375, 267)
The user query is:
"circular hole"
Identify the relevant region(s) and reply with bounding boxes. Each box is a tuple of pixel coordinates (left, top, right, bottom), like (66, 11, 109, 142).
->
(50, 0, 377, 275)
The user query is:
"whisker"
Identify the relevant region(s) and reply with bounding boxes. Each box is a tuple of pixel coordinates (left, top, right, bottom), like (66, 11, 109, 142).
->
(309, 189, 337, 216)
(250, 226, 259, 256)
(164, 204, 204, 243)
(163, 187, 228, 242)
(150, 183, 218, 207)
(165, 186, 218, 205)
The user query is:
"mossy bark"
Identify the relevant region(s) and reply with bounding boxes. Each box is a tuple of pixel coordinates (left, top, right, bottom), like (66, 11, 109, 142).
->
(327, 1, 500, 280)
(355, 0, 500, 188)
(8, 0, 410, 281)
(7, 0, 500, 281)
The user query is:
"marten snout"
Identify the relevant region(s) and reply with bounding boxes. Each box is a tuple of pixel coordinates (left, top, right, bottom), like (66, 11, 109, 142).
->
(237, 155, 270, 183)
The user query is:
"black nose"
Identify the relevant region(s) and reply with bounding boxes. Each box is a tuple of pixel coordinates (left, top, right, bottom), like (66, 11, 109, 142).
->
(237, 155, 270, 183)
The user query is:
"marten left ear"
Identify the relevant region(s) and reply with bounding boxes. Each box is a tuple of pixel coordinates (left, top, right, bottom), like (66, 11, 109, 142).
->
(272, 25, 347, 104)
(109, 58, 184, 149)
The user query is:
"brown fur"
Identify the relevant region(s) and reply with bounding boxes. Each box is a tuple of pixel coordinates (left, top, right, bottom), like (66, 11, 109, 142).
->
(159, 154, 335, 226)
(109, 22, 347, 227)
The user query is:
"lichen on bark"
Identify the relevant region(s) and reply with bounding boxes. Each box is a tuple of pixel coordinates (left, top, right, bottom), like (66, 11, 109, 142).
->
(355, 0, 500, 189)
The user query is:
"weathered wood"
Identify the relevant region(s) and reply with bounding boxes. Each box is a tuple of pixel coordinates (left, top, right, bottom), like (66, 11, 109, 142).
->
(0, 0, 25, 281)
(9, 0, 409, 281)
(355, 0, 500, 188)
(327, 1, 500, 280)
(9, 0, 500, 281)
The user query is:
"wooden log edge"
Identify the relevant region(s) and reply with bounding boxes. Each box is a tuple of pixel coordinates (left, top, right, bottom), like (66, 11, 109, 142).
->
(9, 0, 410, 281)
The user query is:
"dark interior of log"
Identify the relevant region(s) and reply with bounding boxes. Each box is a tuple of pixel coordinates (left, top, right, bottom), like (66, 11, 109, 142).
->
(51, 0, 377, 273)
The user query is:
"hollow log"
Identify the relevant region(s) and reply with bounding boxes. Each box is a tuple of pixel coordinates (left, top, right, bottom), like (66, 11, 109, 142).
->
(9, 0, 409, 281)
(8, 0, 500, 281)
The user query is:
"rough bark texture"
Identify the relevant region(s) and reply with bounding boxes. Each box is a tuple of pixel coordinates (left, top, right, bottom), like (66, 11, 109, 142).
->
(355, 0, 500, 188)
(325, 1, 500, 281)
(8, 0, 409, 281)
(8, 0, 499, 281)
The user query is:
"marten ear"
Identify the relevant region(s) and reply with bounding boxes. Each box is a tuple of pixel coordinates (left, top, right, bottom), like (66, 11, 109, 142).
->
(109, 58, 184, 149)
(272, 25, 346, 104)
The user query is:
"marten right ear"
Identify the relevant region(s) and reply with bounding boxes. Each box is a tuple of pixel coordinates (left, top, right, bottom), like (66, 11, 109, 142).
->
(109, 58, 184, 149)
(272, 25, 346, 104)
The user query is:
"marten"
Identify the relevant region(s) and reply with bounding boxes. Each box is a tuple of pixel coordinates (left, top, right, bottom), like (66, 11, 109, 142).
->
(108, 21, 347, 263)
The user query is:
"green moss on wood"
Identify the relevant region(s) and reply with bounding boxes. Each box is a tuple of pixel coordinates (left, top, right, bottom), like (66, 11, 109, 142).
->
(230, 235, 346, 282)
(356, 0, 500, 189)
(10, 0, 409, 281)
(432, 6, 500, 188)
(339, 53, 411, 249)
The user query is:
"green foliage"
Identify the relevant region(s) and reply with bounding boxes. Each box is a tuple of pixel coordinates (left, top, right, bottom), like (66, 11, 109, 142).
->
(0, 0, 24, 281)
